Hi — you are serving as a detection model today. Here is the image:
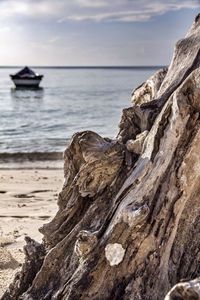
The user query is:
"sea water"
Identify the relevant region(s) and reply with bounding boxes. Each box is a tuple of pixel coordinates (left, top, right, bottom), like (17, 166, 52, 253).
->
(0, 67, 161, 154)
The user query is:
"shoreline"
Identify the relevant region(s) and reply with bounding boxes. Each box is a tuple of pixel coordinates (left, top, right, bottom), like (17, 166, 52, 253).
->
(0, 151, 63, 161)
(0, 151, 64, 170)
(0, 161, 63, 170)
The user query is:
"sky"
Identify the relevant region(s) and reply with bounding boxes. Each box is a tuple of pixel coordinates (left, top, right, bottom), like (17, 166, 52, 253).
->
(0, 0, 199, 66)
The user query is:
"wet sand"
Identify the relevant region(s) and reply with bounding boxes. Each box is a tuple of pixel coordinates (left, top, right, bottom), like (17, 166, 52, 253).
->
(0, 168, 63, 297)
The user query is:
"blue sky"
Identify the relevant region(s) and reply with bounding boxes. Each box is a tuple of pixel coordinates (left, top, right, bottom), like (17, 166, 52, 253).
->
(0, 0, 199, 66)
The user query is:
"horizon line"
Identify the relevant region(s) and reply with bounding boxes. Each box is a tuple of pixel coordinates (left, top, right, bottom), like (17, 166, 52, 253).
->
(0, 65, 167, 69)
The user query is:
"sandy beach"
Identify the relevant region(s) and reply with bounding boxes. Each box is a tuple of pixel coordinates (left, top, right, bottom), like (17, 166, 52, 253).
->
(0, 167, 63, 297)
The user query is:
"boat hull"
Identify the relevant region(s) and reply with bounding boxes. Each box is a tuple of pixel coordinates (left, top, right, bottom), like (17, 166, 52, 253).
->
(11, 78, 42, 87)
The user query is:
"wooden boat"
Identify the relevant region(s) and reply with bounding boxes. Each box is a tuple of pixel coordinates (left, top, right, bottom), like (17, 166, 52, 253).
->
(10, 66, 43, 88)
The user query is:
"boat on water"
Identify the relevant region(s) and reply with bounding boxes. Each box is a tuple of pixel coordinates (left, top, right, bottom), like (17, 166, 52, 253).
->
(10, 66, 43, 88)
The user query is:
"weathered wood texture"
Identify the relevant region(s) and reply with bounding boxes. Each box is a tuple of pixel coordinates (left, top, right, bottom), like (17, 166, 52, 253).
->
(165, 278, 200, 300)
(2, 14, 200, 300)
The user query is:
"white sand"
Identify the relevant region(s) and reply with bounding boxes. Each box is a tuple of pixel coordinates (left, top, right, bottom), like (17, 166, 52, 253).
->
(0, 168, 63, 297)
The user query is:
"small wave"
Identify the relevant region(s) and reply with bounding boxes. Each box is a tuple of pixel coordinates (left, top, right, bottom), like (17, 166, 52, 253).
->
(0, 152, 63, 162)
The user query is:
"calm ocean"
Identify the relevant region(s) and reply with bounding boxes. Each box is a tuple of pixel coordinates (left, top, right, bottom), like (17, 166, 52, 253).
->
(0, 67, 161, 155)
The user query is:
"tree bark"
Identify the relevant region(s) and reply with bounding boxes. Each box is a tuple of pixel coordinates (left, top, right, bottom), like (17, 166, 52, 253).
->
(2, 14, 200, 300)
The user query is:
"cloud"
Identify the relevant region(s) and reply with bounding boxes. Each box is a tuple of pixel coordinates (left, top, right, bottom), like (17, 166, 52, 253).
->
(0, 26, 11, 32)
(61, 0, 200, 23)
(75, 0, 109, 8)
(64, 11, 151, 23)
(63, 1, 200, 23)
(0, 0, 67, 19)
(0, 0, 198, 23)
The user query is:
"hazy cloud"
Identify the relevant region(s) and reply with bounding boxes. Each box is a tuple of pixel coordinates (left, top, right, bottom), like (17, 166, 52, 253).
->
(75, 0, 109, 8)
(0, 0, 198, 66)
(0, 0, 198, 22)
(62, 0, 200, 22)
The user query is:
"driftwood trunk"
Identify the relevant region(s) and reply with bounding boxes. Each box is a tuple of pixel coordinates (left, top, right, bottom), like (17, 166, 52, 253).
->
(2, 14, 200, 300)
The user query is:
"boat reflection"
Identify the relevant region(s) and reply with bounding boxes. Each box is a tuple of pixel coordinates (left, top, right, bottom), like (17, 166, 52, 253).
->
(10, 86, 44, 100)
